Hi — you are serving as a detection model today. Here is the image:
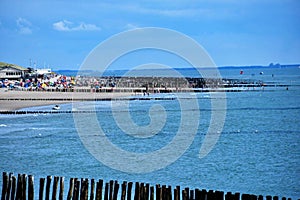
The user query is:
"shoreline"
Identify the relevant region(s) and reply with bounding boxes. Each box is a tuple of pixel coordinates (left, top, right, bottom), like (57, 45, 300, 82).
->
(0, 90, 135, 111)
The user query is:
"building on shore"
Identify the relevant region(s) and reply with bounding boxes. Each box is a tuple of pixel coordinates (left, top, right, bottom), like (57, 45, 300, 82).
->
(0, 62, 29, 80)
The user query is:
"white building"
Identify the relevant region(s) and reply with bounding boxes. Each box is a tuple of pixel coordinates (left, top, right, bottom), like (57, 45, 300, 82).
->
(0, 62, 28, 80)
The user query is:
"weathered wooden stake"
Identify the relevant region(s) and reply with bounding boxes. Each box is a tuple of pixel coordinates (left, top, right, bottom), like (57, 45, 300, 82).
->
(134, 182, 140, 200)
(121, 181, 127, 200)
(22, 174, 27, 200)
(145, 183, 150, 200)
(266, 196, 272, 200)
(215, 190, 224, 200)
(67, 178, 74, 200)
(149, 186, 154, 200)
(52, 176, 59, 200)
(104, 182, 109, 200)
(185, 188, 190, 200)
(6, 173, 13, 200)
(11, 175, 17, 200)
(127, 182, 133, 200)
(28, 175, 34, 200)
(182, 189, 187, 200)
(190, 190, 194, 200)
(39, 178, 45, 200)
(95, 179, 103, 200)
(139, 183, 144, 200)
(109, 180, 114, 200)
(74, 180, 81, 200)
(234, 192, 240, 200)
(59, 177, 64, 200)
(202, 189, 208, 200)
(112, 181, 119, 200)
(45, 176, 52, 200)
(1, 172, 8, 200)
(90, 179, 95, 200)
(155, 184, 161, 200)
(207, 189, 214, 200)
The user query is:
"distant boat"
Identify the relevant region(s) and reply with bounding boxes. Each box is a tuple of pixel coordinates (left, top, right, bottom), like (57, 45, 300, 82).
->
(52, 105, 60, 110)
(240, 70, 244, 75)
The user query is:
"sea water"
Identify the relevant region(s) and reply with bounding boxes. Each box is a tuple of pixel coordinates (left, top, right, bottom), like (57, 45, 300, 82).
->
(0, 67, 299, 199)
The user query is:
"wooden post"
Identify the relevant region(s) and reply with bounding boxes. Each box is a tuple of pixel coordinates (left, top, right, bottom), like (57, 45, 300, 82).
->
(201, 189, 207, 200)
(242, 194, 249, 200)
(90, 179, 95, 200)
(11, 175, 17, 200)
(225, 192, 232, 200)
(67, 178, 74, 200)
(59, 177, 64, 200)
(266, 196, 273, 200)
(139, 183, 144, 200)
(155, 184, 161, 200)
(83, 179, 89, 200)
(234, 193, 240, 200)
(22, 174, 27, 200)
(52, 176, 59, 200)
(127, 182, 133, 200)
(149, 186, 154, 200)
(28, 175, 34, 200)
(167, 186, 172, 200)
(185, 188, 190, 200)
(15, 174, 21, 200)
(96, 179, 103, 200)
(134, 182, 140, 200)
(195, 189, 200, 200)
(207, 190, 214, 200)
(161, 185, 166, 200)
(112, 181, 119, 200)
(74, 180, 80, 200)
(80, 178, 84, 200)
(189, 190, 194, 200)
(121, 181, 127, 200)
(6, 173, 13, 200)
(182, 189, 187, 200)
(104, 182, 109, 200)
(174, 188, 178, 200)
(46, 176, 52, 200)
(215, 191, 224, 200)
(109, 180, 114, 200)
(1, 172, 8, 200)
(39, 178, 45, 200)
(145, 183, 150, 200)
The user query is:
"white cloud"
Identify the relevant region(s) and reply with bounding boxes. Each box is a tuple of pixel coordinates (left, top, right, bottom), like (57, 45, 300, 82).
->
(53, 20, 101, 32)
(125, 23, 139, 30)
(16, 17, 32, 34)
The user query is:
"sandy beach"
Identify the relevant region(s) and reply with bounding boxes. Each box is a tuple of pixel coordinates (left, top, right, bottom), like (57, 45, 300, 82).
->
(0, 89, 134, 111)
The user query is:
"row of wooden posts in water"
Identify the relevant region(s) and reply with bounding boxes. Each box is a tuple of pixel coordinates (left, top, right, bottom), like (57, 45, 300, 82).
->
(1, 172, 291, 200)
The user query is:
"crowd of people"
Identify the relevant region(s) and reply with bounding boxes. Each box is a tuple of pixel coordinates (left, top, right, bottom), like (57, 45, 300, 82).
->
(0, 73, 118, 91)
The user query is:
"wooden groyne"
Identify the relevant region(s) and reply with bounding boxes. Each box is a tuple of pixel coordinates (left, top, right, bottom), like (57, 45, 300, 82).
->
(1, 172, 292, 200)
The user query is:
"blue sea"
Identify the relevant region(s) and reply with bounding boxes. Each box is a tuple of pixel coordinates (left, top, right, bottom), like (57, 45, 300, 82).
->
(1, 67, 300, 199)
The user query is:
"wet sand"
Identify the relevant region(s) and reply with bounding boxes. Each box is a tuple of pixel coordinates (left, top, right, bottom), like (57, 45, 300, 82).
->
(0, 89, 134, 111)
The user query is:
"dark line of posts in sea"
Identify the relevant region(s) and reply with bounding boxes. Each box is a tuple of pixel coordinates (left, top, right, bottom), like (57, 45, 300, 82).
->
(1, 172, 293, 200)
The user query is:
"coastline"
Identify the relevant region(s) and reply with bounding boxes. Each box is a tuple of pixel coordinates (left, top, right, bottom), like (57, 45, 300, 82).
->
(0, 89, 134, 111)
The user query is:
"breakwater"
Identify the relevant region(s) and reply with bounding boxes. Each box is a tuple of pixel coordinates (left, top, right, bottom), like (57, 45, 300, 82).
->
(4, 75, 290, 92)
(1, 172, 292, 200)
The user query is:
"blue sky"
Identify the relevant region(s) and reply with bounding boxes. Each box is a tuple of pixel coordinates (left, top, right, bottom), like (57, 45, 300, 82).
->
(0, 0, 299, 70)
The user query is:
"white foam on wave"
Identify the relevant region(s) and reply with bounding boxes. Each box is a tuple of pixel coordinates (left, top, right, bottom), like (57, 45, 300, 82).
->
(0, 124, 7, 127)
